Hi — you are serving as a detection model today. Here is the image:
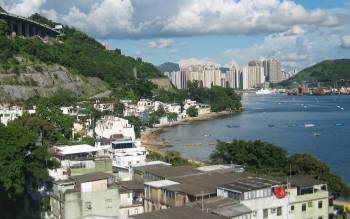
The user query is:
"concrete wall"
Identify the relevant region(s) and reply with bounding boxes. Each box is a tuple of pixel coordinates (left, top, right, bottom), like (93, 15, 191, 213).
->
(81, 179, 107, 193)
(70, 159, 112, 176)
(62, 187, 120, 219)
(288, 188, 329, 219)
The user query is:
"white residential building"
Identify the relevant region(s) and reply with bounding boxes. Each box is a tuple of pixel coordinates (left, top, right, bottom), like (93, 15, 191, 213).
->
(0, 107, 23, 125)
(137, 99, 155, 114)
(49, 144, 112, 181)
(217, 176, 331, 219)
(241, 65, 265, 90)
(107, 138, 147, 169)
(163, 103, 181, 115)
(0, 105, 36, 125)
(183, 99, 211, 116)
(95, 116, 136, 141)
(49, 172, 120, 219)
(93, 101, 114, 112)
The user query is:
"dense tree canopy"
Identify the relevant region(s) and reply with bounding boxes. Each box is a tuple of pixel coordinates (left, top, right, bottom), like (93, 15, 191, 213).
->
(187, 81, 241, 112)
(210, 140, 350, 197)
(0, 19, 8, 36)
(125, 116, 143, 138)
(0, 121, 57, 218)
(186, 106, 198, 117)
(210, 140, 288, 174)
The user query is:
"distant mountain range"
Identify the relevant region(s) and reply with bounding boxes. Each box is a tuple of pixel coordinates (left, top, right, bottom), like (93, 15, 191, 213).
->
(158, 62, 180, 73)
(281, 59, 350, 86)
(0, 7, 6, 13)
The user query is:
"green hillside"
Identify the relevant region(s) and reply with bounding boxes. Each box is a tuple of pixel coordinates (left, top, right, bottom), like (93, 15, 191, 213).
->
(0, 14, 161, 99)
(281, 59, 350, 86)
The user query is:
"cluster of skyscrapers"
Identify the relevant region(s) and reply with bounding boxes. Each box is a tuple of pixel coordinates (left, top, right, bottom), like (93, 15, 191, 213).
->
(164, 59, 288, 90)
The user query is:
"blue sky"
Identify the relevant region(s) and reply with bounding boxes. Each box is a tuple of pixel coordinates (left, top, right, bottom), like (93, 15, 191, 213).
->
(2, 0, 350, 70)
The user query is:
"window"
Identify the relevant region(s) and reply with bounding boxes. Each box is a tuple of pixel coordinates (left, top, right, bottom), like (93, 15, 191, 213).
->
(263, 209, 268, 218)
(318, 217, 323, 219)
(252, 211, 257, 216)
(277, 207, 282, 216)
(302, 203, 307, 212)
(308, 201, 313, 207)
(271, 208, 276, 214)
(290, 205, 295, 211)
(85, 201, 92, 210)
(105, 199, 112, 209)
(318, 201, 323, 208)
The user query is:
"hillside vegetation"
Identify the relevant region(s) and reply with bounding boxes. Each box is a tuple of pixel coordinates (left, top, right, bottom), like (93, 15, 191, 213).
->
(0, 15, 161, 100)
(281, 59, 350, 86)
(210, 140, 350, 197)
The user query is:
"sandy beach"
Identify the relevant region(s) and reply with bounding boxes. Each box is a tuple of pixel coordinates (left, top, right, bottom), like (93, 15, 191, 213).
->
(141, 111, 238, 155)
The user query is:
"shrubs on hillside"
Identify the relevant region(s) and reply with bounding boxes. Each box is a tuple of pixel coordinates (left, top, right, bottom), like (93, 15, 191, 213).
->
(210, 140, 350, 197)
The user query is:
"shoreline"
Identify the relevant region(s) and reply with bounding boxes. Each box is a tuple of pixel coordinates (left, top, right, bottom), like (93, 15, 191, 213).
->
(141, 110, 239, 156)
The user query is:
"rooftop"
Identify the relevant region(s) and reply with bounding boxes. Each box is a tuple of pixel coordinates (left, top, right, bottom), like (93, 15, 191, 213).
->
(54, 144, 99, 155)
(197, 164, 239, 172)
(218, 177, 282, 193)
(70, 172, 114, 184)
(165, 171, 250, 197)
(131, 206, 225, 219)
(118, 180, 144, 191)
(190, 197, 252, 218)
(135, 164, 202, 178)
(288, 175, 325, 188)
(144, 180, 179, 188)
(133, 160, 171, 167)
(112, 137, 133, 143)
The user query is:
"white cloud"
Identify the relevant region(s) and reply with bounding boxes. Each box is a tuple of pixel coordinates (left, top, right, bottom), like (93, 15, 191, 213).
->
(223, 24, 350, 70)
(1, 0, 350, 69)
(147, 41, 158, 49)
(340, 35, 350, 49)
(163, 0, 344, 36)
(1, 0, 347, 38)
(158, 39, 173, 48)
(5, 0, 46, 16)
(178, 57, 217, 67)
(147, 39, 173, 49)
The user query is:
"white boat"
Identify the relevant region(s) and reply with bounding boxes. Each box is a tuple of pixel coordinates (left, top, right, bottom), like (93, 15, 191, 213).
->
(304, 124, 315, 128)
(256, 89, 274, 95)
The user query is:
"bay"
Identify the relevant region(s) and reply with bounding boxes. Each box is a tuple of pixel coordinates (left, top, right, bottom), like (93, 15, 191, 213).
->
(160, 94, 350, 184)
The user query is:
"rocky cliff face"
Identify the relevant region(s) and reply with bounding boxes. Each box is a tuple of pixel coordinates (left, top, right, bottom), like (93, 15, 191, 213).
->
(0, 60, 109, 101)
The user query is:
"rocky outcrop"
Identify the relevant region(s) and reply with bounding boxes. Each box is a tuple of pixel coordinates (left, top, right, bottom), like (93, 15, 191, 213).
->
(0, 63, 109, 101)
(149, 78, 173, 90)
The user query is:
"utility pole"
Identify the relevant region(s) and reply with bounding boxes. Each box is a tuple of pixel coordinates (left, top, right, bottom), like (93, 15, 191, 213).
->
(201, 191, 204, 211)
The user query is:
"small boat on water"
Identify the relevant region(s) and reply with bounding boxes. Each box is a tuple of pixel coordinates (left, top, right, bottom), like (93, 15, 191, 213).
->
(208, 142, 216, 146)
(335, 123, 344, 127)
(227, 124, 240, 128)
(268, 124, 275, 127)
(256, 89, 274, 95)
(185, 144, 193, 147)
(313, 133, 321, 137)
(304, 124, 315, 128)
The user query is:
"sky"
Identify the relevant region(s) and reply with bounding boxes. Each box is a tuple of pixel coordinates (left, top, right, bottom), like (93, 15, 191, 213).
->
(1, 0, 350, 71)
